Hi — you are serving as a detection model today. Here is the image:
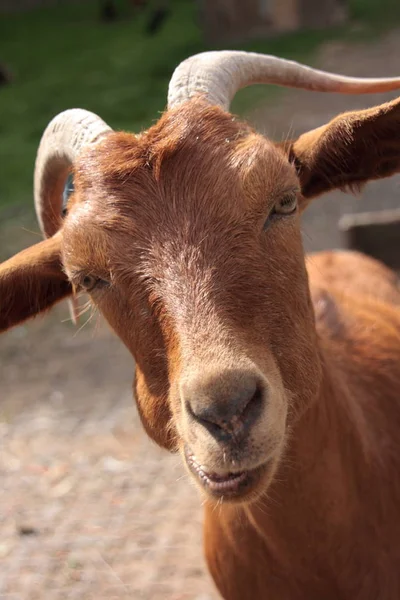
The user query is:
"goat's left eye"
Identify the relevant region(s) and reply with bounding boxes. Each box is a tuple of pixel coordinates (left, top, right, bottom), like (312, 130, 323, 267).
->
(274, 193, 298, 216)
(264, 192, 298, 230)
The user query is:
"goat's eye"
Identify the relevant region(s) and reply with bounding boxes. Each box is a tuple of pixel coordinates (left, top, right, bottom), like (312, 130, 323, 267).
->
(274, 192, 298, 215)
(80, 275, 106, 292)
(264, 192, 298, 230)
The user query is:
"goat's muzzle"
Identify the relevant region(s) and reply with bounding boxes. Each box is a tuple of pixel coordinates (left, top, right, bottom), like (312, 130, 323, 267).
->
(184, 446, 270, 501)
(184, 372, 264, 442)
(178, 368, 284, 502)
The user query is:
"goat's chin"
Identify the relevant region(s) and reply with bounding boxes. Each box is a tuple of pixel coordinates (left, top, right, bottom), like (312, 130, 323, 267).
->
(181, 445, 280, 505)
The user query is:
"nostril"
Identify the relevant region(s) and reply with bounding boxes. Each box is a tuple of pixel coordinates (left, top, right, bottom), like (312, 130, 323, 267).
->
(185, 399, 227, 439)
(239, 383, 264, 431)
(184, 376, 266, 441)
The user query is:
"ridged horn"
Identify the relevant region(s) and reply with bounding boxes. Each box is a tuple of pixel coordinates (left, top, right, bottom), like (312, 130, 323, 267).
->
(168, 50, 400, 111)
(34, 109, 112, 324)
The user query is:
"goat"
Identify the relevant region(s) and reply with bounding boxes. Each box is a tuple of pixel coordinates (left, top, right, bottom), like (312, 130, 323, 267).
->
(2, 51, 400, 599)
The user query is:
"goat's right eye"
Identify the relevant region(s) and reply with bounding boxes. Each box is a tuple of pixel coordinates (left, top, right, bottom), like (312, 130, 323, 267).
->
(80, 275, 106, 292)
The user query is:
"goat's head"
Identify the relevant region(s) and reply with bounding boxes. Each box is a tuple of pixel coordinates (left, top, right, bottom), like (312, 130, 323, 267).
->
(3, 52, 400, 503)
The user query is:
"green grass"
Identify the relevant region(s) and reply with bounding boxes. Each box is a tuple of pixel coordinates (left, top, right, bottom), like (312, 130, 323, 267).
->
(0, 0, 202, 212)
(1, 0, 400, 214)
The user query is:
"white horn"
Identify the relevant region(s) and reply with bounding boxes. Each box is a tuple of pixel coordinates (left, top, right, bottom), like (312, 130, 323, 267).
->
(168, 50, 400, 111)
(34, 109, 112, 324)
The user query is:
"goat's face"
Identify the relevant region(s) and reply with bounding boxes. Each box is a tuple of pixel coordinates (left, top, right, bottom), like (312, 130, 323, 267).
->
(62, 101, 321, 503)
(3, 55, 400, 504)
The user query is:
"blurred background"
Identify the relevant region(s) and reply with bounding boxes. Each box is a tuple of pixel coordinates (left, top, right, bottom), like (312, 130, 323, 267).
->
(1, 1, 400, 598)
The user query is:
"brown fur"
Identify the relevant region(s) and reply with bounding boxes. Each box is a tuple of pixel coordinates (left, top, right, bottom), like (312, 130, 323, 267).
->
(0, 232, 71, 331)
(2, 98, 400, 599)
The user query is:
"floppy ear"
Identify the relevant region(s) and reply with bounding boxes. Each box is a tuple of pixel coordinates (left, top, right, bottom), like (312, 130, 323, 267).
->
(0, 232, 72, 333)
(284, 96, 400, 202)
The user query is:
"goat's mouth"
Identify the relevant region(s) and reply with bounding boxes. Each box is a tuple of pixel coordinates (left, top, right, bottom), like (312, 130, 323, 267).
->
(184, 447, 268, 501)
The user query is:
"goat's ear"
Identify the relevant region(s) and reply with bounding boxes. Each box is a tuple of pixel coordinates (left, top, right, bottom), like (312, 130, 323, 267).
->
(284, 96, 400, 202)
(0, 232, 72, 333)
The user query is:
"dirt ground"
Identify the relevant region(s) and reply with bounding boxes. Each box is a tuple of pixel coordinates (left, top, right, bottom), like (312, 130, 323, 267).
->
(2, 29, 400, 599)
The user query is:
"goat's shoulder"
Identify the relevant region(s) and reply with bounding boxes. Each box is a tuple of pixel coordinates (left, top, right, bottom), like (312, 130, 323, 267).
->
(308, 251, 400, 461)
(307, 250, 400, 353)
(306, 250, 400, 308)
(307, 249, 400, 382)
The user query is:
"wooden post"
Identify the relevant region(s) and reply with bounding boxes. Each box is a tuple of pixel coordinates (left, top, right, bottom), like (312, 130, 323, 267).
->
(299, 0, 347, 28)
(198, 0, 348, 44)
(339, 209, 400, 272)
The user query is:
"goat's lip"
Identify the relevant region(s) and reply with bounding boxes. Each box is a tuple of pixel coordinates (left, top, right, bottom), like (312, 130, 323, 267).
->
(184, 447, 268, 500)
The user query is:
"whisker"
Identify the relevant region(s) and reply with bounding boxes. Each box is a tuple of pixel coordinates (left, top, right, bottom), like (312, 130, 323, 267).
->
(20, 227, 42, 238)
(73, 306, 97, 337)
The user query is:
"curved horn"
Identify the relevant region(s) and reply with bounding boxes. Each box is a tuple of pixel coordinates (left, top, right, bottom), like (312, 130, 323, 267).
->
(34, 108, 112, 323)
(34, 108, 111, 236)
(168, 50, 400, 111)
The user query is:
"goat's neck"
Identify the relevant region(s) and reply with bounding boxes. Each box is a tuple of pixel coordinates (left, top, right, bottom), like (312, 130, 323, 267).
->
(243, 343, 370, 544)
(290, 344, 365, 476)
(204, 346, 385, 600)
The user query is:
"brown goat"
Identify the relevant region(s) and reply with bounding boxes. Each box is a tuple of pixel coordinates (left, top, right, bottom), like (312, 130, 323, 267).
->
(2, 51, 400, 599)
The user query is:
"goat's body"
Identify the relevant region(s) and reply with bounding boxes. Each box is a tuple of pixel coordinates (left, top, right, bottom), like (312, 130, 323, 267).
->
(205, 250, 400, 600)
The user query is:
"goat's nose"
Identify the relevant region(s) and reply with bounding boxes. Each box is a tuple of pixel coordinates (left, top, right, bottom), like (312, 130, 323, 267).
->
(182, 372, 265, 442)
